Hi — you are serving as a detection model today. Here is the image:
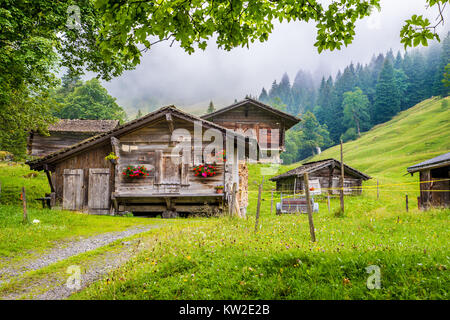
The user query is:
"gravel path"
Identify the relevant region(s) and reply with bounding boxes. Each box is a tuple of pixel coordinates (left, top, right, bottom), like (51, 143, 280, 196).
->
(2, 238, 145, 300)
(0, 225, 159, 285)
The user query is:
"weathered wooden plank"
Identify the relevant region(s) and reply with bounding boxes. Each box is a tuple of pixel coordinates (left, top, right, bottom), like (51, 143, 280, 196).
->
(155, 150, 162, 184)
(62, 169, 84, 210)
(88, 168, 110, 214)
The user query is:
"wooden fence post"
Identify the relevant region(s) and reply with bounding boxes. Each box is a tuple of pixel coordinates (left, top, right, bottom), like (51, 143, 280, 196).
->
(327, 194, 331, 214)
(229, 182, 237, 216)
(293, 177, 297, 198)
(270, 189, 274, 215)
(339, 139, 345, 215)
(377, 179, 379, 200)
(255, 181, 262, 233)
(406, 194, 409, 212)
(304, 173, 316, 242)
(22, 187, 28, 224)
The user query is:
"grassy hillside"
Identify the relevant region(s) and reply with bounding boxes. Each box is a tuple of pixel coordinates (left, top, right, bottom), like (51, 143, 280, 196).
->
(73, 97, 449, 300)
(288, 96, 450, 180)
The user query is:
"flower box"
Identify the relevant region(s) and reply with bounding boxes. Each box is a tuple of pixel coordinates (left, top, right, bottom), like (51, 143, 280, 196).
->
(122, 166, 150, 178)
(193, 164, 217, 178)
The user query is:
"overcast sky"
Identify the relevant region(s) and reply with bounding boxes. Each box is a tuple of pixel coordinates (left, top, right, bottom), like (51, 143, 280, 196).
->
(100, 0, 448, 114)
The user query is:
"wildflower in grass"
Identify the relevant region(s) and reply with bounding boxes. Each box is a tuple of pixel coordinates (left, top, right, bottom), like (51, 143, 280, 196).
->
(186, 255, 191, 260)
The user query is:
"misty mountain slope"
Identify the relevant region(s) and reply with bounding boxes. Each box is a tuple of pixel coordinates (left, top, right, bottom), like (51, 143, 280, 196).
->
(282, 96, 450, 179)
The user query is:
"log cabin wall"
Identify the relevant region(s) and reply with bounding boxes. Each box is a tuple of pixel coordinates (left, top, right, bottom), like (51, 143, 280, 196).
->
(29, 132, 96, 157)
(53, 143, 112, 207)
(419, 165, 450, 209)
(113, 117, 226, 197)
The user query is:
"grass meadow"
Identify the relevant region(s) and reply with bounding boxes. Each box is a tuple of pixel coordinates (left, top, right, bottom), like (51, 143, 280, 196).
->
(71, 97, 449, 300)
(0, 96, 448, 299)
(0, 163, 167, 262)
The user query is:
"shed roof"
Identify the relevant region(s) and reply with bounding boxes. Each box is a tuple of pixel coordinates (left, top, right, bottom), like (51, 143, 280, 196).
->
(270, 159, 371, 181)
(48, 119, 119, 133)
(27, 105, 250, 171)
(201, 98, 301, 129)
(407, 152, 450, 173)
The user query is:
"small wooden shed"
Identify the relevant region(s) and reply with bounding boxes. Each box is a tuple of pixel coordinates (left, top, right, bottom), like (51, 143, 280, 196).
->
(28, 119, 119, 157)
(270, 159, 371, 195)
(407, 152, 450, 209)
(202, 98, 301, 163)
(27, 106, 250, 217)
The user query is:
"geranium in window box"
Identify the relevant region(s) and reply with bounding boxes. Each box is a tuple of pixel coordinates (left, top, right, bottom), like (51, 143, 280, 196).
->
(214, 185, 224, 194)
(122, 166, 150, 178)
(193, 164, 217, 178)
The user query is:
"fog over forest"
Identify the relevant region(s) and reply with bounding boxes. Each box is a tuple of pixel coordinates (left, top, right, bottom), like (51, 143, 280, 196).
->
(98, 0, 447, 116)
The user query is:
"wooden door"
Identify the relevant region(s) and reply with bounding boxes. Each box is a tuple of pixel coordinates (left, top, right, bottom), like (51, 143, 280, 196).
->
(63, 169, 84, 210)
(88, 168, 111, 214)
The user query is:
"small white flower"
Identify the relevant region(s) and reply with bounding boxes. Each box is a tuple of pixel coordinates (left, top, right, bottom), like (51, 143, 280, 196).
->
(32, 219, 40, 224)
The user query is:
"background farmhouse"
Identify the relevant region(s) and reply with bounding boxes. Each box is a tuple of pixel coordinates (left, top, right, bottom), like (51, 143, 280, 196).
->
(28, 119, 119, 157)
(202, 98, 301, 163)
(407, 152, 450, 209)
(270, 159, 371, 195)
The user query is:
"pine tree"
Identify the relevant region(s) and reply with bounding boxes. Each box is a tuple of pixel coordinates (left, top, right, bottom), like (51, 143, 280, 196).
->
(394, 51, 403, 70)
(328, 65, 357, 142)
(314, 76, 333, 126)
(394, 68, 409, 109)
(370, 54, 385, 85)
(136, 109, 143, 119)
(207, 100, 215, 113)
(259, 88, 269, 102)
(403, 51, 427, 107)
(292, 70, 315, 114)
(278, 73, 294, 113)
(342, 87, 370, 136)
(385, 49, 395, 64)
(435, 32, 450, 97)
(373, 60, 400, 124)
(268, 80, 279, 99)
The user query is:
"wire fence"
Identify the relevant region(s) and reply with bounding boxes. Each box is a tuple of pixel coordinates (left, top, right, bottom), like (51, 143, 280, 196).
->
(246, 178, 450, 194)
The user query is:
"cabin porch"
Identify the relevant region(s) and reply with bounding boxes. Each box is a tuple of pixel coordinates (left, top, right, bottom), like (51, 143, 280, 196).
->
(112, 192, 225, 216)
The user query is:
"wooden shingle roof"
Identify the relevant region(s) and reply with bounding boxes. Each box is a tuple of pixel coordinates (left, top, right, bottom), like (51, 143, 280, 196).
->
(48, 119, 119, 133)
(270, 159, 371, 181)
(407, 152, 450, 173)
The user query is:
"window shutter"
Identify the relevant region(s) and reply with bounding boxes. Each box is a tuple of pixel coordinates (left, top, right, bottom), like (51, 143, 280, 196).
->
(181, 149, 190, 185)
(155, 150, 162, 184)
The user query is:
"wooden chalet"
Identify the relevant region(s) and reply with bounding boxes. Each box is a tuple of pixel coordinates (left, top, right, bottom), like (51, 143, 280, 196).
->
(28, 119, 119, 157)
(407, 152, 450, 209)
(202, 98, 301, 163)
(27, 106, 250, 217)
(270, 159, 371, 195)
